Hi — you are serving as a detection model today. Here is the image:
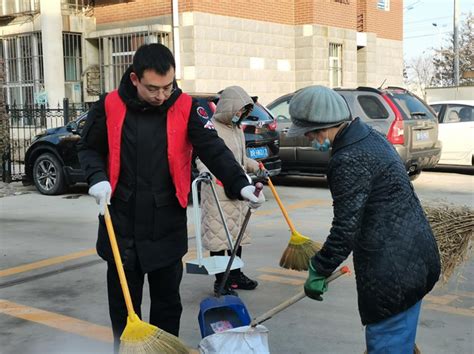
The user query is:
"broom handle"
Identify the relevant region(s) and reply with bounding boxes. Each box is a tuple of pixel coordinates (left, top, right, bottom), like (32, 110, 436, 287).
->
(258, 162, 297, 234)
(250, 266, 350, 327)
(104, 205, 136, 317)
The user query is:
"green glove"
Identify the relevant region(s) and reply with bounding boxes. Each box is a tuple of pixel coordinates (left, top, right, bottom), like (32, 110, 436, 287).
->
(304, 261, 328, 301)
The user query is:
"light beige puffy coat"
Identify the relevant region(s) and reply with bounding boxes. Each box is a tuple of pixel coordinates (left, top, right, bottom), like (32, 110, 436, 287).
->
(196, 86, 259, 252)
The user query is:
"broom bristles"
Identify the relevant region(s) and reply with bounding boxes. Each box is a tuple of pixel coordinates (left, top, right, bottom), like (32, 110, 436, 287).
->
(119, 314, 189, 354)
(280, 237, 322, 271)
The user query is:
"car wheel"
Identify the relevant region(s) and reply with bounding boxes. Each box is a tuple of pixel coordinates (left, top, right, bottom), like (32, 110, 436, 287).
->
(409, 170, 422, 181)
(33, 153, 66, 195)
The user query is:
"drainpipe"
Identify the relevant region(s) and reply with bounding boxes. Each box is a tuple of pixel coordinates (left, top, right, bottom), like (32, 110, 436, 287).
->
(172, 0, 181, 80)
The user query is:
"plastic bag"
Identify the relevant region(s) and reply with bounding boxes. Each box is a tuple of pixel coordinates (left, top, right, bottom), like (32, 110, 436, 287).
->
(199, 325, 270, 354)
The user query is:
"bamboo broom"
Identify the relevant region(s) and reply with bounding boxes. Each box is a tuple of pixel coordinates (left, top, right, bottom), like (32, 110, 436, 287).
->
(104, 206, 189, 354)
(258, 163, 322, 271)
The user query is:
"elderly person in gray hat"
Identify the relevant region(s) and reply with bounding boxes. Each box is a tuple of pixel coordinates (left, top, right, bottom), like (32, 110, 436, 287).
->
(287, 86, 440, 354)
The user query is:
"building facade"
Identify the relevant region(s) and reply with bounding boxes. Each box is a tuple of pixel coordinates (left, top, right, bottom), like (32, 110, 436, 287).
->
(0, 0, 403, 106)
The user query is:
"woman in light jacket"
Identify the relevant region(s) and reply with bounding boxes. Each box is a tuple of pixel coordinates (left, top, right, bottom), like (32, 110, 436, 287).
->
(196, 86, 260, 296)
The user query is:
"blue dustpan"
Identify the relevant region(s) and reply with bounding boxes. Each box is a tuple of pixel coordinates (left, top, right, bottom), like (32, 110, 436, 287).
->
(198, 295, 251, 338)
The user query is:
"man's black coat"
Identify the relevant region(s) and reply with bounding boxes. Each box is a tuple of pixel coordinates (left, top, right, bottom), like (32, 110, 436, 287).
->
(78, 69, 249, 272)
(312, 118, 440, 325)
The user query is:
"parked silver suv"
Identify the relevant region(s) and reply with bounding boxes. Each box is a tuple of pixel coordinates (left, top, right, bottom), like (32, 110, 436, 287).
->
(267, 86, 442, 180)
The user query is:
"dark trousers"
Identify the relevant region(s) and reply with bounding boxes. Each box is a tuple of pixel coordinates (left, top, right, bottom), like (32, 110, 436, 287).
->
(106, 259, 183, 352)
(210, 246, 242, 283)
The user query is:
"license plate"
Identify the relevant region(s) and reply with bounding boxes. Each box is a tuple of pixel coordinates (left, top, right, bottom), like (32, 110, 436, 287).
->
(416, 131, 429, 141)
(247, 147, 268, 159)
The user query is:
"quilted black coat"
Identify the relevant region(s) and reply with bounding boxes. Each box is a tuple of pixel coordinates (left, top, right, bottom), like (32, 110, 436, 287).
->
(312, 118, 440, 325)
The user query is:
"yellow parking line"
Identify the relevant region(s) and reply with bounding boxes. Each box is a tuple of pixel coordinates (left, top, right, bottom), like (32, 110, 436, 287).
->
(423, 303, 474, 317)
(0, 249, 97, 278)
(0, 299, 113, 342)
(255, 199, 331, 217)
(424, 294, 458, 305)
(258, 274, 305, 286)
(257, 267, 308, 278)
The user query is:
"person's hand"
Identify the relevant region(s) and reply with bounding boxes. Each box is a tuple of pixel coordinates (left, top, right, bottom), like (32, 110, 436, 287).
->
(199, 171, 212, 180)
(304, 261, 328, 301)
(88, 181, 112, 215)
(240, 185, 265, 209)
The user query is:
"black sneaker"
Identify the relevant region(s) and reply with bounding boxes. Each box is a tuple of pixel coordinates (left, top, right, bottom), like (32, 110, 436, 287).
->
(229, 273, 258, 290)
(214, 280, 238, 296)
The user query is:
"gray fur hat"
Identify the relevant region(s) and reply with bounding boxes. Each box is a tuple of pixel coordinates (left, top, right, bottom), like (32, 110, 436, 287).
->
(286, 85, 351, 137)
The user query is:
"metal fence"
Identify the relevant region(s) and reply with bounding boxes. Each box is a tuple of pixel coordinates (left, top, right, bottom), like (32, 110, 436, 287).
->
(2, 98, 89, 182)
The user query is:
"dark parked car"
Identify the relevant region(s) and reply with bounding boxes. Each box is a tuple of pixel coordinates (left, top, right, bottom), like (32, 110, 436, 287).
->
(24, 94, 281, 195)
(267, 86, 441, 180)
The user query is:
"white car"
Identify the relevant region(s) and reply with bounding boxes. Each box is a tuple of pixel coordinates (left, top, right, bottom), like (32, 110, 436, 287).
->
(429, 100, 474, 166)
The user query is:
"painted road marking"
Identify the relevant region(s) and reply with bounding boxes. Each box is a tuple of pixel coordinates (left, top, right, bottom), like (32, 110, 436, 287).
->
(1, 199, 326, 278)
(257, 266, 308, 278)
(0, 299, 200, 351)
(0, 249, 97, 278)
(254, 199, 330, 217)
(0, 299, 113, 342)
(424, 294, 459, 305)
(424, 303, 474, 317)
(258, 274, 305, 286)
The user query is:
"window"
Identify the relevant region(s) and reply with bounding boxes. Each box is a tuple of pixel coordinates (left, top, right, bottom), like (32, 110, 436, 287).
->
(329, 43, 343, 88)
(443, 105, 473, 123)
(377, 0, 390, 11)
(269, 99, 291, 121)
(358, 95, 389, 119)
(63, 33, 82, 82)
(99, 31, 170, 92)
(0, 32, 43, 106)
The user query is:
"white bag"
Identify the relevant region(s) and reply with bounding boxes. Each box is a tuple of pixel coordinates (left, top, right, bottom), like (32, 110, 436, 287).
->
(198, 325, 270, 354)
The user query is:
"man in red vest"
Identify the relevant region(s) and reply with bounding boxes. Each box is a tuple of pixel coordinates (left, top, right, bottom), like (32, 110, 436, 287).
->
(77, 43, 264, 350)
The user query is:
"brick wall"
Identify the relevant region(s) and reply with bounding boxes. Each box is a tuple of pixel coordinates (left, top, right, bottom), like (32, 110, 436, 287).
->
(93, 0, 401, 39)
(359, 0, 402, 40)
(296, 0, 357, 29)
(94, 0, 172, 24)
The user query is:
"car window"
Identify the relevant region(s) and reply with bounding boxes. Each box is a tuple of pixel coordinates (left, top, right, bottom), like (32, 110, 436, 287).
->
(388, 92, 437, 121)
(244, 103, 273, 123)
(430, 104, 442, 114)
(269, 100, 291, 121)
(443, 105, 473, 123)
(357, 95, 389, 119)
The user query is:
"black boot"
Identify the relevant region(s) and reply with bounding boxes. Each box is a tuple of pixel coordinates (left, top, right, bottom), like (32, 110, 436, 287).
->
(229, 272, 258, 290)
(214, 279, 238, 296)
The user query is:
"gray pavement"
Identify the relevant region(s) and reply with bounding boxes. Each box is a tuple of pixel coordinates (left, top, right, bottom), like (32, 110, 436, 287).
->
(0, 171, 473, 354)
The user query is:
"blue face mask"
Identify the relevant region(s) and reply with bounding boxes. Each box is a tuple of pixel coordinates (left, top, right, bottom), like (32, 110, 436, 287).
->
(231, 115, 241, 124)
(312, 137, 331, 152)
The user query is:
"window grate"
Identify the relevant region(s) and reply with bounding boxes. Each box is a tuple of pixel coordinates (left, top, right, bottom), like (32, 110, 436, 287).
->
(1, 32, 43, 106)
(377, 0, 390, 11)
(329, 43, 343, 88)
(98, 31, 171, 92)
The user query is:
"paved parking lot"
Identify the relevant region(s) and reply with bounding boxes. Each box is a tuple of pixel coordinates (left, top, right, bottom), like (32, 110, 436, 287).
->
(0, 171, 473, 354)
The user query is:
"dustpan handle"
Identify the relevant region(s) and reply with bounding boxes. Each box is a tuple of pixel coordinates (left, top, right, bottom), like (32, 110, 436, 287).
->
(258, 162, 296, 233)
(216, 182, 263, 297)
(208, 181, 235, 250)
(250, 266, 351, 327)
(192, 177, 204, 266)
(104, 205, 136, 317)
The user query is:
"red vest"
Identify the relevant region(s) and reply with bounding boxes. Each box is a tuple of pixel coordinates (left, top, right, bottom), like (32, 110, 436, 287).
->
(104, 90, 193, 208)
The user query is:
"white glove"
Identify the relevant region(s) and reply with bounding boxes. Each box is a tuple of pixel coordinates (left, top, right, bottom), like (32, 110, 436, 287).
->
(240, 185, 265, 209)
(88, 181, 112, 215)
